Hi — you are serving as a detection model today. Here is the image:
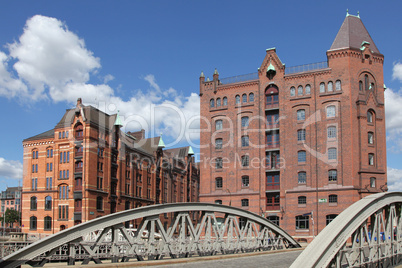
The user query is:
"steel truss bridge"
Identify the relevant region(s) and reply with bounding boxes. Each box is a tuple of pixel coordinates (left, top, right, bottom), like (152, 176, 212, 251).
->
(1, 192, 402, 268)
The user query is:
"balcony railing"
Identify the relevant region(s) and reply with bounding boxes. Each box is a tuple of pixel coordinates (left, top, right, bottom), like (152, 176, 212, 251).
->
(266, 183, 280, 190)
(285, 61, 328, 75)
(266, 204, 280, 211)
(266, 141, 280, 149)
(265, 102, 279, 109)
(219, 72, 259, 85)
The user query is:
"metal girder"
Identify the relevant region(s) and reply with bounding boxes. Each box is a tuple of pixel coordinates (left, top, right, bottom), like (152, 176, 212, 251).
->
(291, 192, 402, 268)
(0, 202, 300, 268)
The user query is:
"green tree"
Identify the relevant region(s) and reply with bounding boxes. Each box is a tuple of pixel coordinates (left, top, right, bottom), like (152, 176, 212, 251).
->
(0, 208, 21, 227)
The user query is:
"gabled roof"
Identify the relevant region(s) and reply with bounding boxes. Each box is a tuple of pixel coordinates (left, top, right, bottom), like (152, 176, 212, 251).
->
(330, 15, 380, 54)
(23, 129, 54, 142)
(164, 146, 191, 159)
(55, 106, 117, 131)
(134, 136, 161, 155)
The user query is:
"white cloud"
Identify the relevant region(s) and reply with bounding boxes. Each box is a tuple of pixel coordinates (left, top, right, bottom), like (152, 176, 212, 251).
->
(0, 157, 23, 180)
(385, 88, 402, 152)
(0, 15, 201, 145)
(387, 166, 402, 192)
(392, 62, 402, 82)
(103, 74, 114, 84)
(8, 15, 101, 102)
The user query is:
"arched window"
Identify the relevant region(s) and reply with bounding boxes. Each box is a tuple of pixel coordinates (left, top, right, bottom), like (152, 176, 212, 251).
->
(215, 120, 223, 130)
(235, 95, 240, 104)
(215, 158, 223, 169)
(368, 132, 374, 144)
(298, 151, 306, 163)
(46, 147, 53, 158)
(215, 138, 222, 149)
(125, 201, 130, 210)
(367, 110, 374, 123)
(242, 176, 249, 187)
(75, 124, 83, 139)
(241, 155, 249, 167)
(297, 109, 305, 121)
(298, 196, 306, 204)
(58, 184, 69, 200)
(44, 216, 52, 231)
(368, 153, 374, 166)
(223, 97, 228, 106)
(328, 81, 333, 92)
(305, 84, 311, 95)
(335, 80, 341, 91)
(370, 82, 375, 91)
(216, 98, 221, 107)
(298, 85, 303, 95)
(45, 196, 52, 210)
(328, 170, 337, 182)
(96, 196, 103, 211)
(215, 177, 223, 189)
(296, 215, 309, 229)
(242, 94, 247, 103)
(30, 216, 37, 230)
(328, 148, 337, 160)
(32, 149, 38, 159)
(215, 200, 222, 205)
(359, 81, 363, 91)
(326, 105, 336, 118)
(365, 74, 369, 90)
(326, 214, 338, 225)
(30, 196, 37, 210)
(210, 99, 215, 108)
(327, 126, 337, 138)
(370, 177, 376, 188)
(249, 93, 254, 102)
(298, 172, 306, 184)
(320, 82, 325, 93)
(241, 199, 249, 207)
(297, 129, 306, 141)
(329, 194, 338, 203)
(241, 116, 249, 127)
(241, 136, 249, 147)
(290, 87, 296, 96)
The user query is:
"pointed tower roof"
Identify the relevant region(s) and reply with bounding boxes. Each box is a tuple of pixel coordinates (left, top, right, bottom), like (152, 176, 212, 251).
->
(158, 134, 165, 148)
(330, 13, 380, 54)
(114, 110, 123, 127)
(188, 146, 194, 155)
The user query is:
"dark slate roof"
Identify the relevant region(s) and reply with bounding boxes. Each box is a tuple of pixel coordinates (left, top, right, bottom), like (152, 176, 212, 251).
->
(55, 106, 117, 131)
(133, 136, 161, 155)
(330, 15, 380, 54)
(164, 146, 189, 159)
(23, 129, 54, 142)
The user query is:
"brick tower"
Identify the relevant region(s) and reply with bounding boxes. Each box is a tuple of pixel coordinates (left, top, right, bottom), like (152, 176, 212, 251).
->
(199, 12, 386, 240)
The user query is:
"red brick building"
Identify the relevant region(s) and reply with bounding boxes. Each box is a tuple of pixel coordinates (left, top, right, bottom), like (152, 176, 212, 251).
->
(1, 186, 22, 228)
(199, 13, 387, 240)
(21, 98, 199, 234)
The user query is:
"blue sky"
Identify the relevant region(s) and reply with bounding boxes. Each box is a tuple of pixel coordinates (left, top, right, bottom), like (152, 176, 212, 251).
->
(0, 1, 402, 191)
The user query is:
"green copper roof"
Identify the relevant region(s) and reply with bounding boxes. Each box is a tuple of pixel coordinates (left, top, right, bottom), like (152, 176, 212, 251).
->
(188, 146, 194, 155)
(158, 134, 165, 148)
(214, 68, 219, 75)
(206, 77, 210, 82)
(266, 47, 276, 52)
(114, 110, 123, 127)
(200, 71, 205, 78)
(267, 63, 276, 72)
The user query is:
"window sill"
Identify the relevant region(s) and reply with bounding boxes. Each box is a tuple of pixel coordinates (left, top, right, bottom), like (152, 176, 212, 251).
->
(319, 91, 342, 96)
(329, 202, 338, 207)
(295, 229, 309, 232)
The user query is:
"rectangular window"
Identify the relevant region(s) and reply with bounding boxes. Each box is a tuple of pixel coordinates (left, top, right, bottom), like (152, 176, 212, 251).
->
(298, 172, 306, 184)
(66, 170, 69, 178)
(298, 151, 306, 163)
(47, 163, 49, 172)
(59, 132, 62, 139)
(328, 126, 337, 139)
(215, 139, 222, 149)
(67, 152, 70, 163)
(328, 148, 337, 160)
(297, 129, 306, 141)
(328, 170, 337, 182)
(297, 110, 305, 121)
(97, 177, 103, 189)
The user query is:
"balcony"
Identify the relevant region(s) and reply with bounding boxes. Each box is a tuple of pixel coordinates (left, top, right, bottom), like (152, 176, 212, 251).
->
(74, 152, 83, 160)
(285, 61, 328, 75)
(265, 101, 279, 110)
(266, 183, 280, 191)
(75, 167, 83, 173)
(266, 204, 280, 211)
(266, 141, 280, 150)
(74, 212, 82, 221)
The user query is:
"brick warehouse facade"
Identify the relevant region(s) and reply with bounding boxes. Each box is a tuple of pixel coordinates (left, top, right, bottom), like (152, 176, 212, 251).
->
(199, 13, 387, 240)
(21, 98, 199, 234)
